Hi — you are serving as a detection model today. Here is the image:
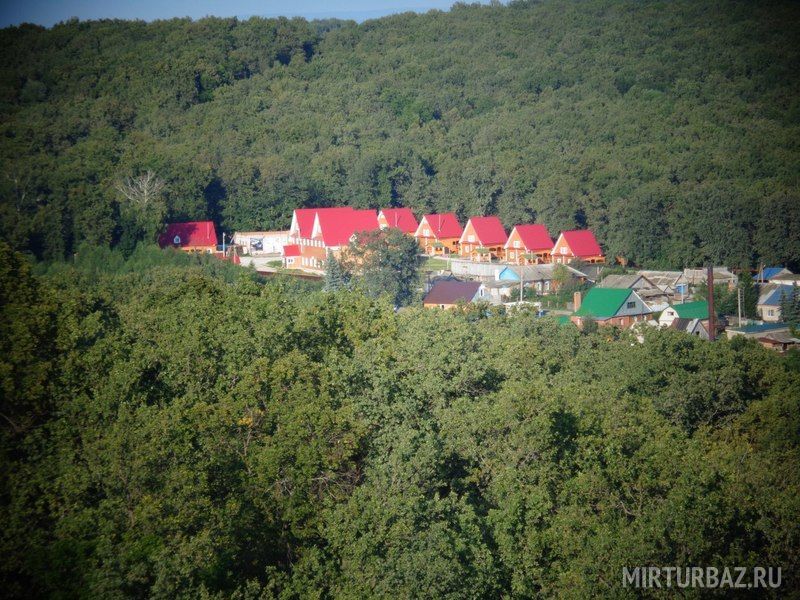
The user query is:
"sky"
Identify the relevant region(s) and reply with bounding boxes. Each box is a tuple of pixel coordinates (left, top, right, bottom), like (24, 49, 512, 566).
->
(0, 1, 492, 28)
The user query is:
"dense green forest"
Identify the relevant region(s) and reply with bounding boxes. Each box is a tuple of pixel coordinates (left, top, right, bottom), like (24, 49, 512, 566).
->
(1, 242, 798, 597)
(1, 0, 799, 269)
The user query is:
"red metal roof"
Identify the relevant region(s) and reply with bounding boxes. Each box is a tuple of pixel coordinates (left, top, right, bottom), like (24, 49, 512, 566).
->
(560, 229, 603, 257)
(465, 216, 508, 246)
(419, 213, 463, 239)
(292, 208, 320, 238)
(159, 221, 217, 248)
(379, 207, 419, 233)
(423, 280, 482, 305)
(509, 224, 553, 252)
(283, 244, 301, 257)
(315, 208, 379, 247)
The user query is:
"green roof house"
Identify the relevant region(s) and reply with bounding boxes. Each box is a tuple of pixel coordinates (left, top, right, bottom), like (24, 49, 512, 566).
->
(571, 287, 653, 328)
(658, 300, 709, 328)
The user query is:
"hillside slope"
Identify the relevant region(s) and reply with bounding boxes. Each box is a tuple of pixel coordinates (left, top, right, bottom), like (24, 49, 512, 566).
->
(1, 0, 799, 268)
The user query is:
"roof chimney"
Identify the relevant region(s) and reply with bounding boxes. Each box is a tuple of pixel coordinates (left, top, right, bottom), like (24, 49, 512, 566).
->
(573, 291, 582, 311)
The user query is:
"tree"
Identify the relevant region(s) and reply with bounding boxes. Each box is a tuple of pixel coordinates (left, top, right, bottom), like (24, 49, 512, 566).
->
(115, 171, 167, 245)
(738, 271, 758, 318)
(342, 228, 422, 307)
(323, 249, 350, 291)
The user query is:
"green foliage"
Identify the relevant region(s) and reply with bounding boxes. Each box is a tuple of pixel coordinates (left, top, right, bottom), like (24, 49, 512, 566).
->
(323, 249, 349, 291)
(342, 227, 422, 306)
(0, 1, 799, 270)
(1, 247, 799, 597)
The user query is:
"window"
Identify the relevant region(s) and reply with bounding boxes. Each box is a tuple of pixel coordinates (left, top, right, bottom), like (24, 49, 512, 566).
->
(514, 240, 520, 248)
(626, 301, 636, 309)
(768, 309, 774, 317)
(423, 228, 430, 236)
(468, 235, 475, 243)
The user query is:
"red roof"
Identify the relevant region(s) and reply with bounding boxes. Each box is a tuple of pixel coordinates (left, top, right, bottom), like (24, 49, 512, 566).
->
(283, 244, 301, 257)
(292, 208, 320, 238)
(314, 208, 379, 247)
(508, 224, 553, 252)
(423, 280, 482, 305)
(419, 213, 463, 239)
(560, 229, 603, 257)
(159, 221, 217, 248)
(380, 208, 419, 233)
(464, 216, 507, 246)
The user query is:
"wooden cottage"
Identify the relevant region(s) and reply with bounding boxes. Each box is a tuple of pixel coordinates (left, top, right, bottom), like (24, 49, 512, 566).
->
(415, 213, 463, 255)
(159, 221, 218, 253)
(551, 230, 605, 264)
(459, 216, 508, 262)
(504, 224, 554, 264)
(378, 208, 419, 233)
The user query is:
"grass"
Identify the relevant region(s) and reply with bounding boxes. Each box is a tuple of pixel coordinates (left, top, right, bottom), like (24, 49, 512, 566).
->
(421, 257, 450, 272)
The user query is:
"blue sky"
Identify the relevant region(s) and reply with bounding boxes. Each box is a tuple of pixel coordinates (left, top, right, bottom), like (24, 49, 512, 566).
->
(0, 1, 495, 28)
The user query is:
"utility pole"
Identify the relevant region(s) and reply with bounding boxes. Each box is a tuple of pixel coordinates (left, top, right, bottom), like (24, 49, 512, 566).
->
(222, 232, 226, 255)
(707, 265, 716, 342)
(737, 284, 743, 326)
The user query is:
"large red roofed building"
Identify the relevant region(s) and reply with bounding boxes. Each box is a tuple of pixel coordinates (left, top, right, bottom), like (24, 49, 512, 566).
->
(378, 208, 419, 233)
(159, 221, 218, 253)
(459, 216, 508, 262)
(551, 229, 605, 264)
(287, 207, 380, 271)
(414, 213, 463, 255)
(504, 224, 554, 264)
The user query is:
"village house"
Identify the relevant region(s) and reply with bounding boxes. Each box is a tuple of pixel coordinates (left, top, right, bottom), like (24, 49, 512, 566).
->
(658, 301, 709, 329)
(415, 213, 463, 255)
(158, 221, 218, 253)
(636, 270, 689, 298)
(232, 231, 288, 255)
(504, 224, 553, 264)
(459, 216, 508, 261)
(551, 229, 605, 264)
(496, 263, 588, 295)
(757, 283, 796, 322)
(683, 267, 738, 290)
(598, 273, 670, 311)
(286, 207, 379, 272)
(378, 207, 419, 233)
(423, 280, 485, 309)
(670, 318, 710, 340)
(725, 321, 791, 341)
(571, 287, 652, 328)
(756, 266, 793, 284)
(756, 331, 800, 353)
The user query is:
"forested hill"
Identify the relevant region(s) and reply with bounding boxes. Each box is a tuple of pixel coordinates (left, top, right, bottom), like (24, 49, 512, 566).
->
(1, 0, 799, 268)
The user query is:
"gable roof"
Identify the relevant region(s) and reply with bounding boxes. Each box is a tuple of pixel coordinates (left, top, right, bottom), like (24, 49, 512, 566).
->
(507, 224, 553, 252)
(758, 267, 790, 281)
(598, 274, 645, 289)
(558, 230, 603, 257)
(423, 280, 482, 305)
(379, 208, 419, 233)
(291, 208, 320, 238)
(761, 284, 796, 307)
(463, 216, 508, 246)
(418, 213, 463, 239)
(671, 317, 705, 333)
(159, 221, 217, 248)
(574, 287, 631, 319)
(313, 208, 379, 247)
(498, 263, 587, 282)
(671, 301, 709, 319)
